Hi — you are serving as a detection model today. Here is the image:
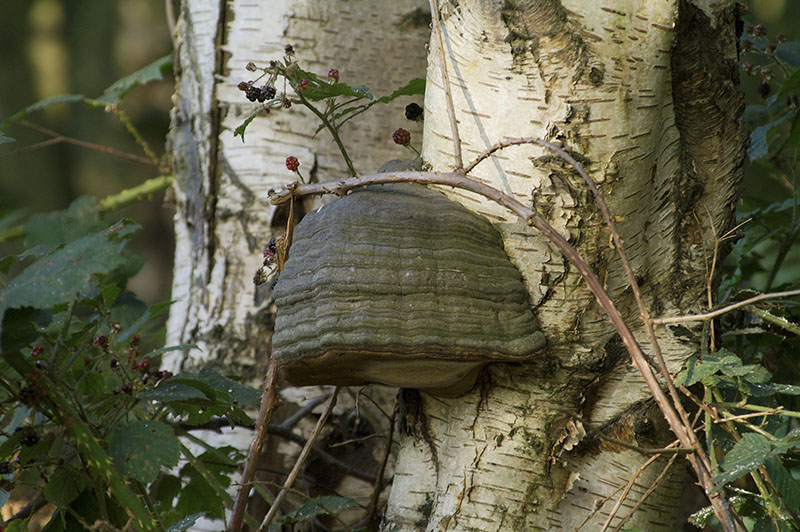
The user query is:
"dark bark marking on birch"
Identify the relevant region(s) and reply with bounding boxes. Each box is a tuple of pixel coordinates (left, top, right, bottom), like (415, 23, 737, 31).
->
(670, 0, 746, 307)
(400, 389, 441, 473)
(169, 7, 210, 269)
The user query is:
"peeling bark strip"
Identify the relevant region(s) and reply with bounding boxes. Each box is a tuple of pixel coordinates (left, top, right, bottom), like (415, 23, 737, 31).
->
(384, 0, 744, 530)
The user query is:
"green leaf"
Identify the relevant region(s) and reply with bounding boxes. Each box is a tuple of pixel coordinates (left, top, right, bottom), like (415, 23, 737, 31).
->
(141, 344, 199, 359)
(376, 78, 426, 103)
(747, 382, 800, 397)
(277, 495, 360, 524)
(66, 416, 155, 531)
(764, 457, 800, 510)
(150, 474, 182, 508)
(776, 69, 800, 100)
(0, 307, 51, 352)
(233, 108, 262, 141)
(748, 110, 795, 161)
(77, 371, 106, 395)
(18, 436, 53, 465)
(302, 81, 374, 102)
(137, 380, 208, 402)
(0, 432, 24, 461)
(167, 513, 205, 532)
(713, 433, 770, 488)
(776, 41, 800, 67)
(675, 356, 720, 386)
(0, 220, 138, 342)
(24, 196, 104, 247)
(43, 467, 88, 507)
(95, 55, 173, 105)
(195, 368, 261, 405)
(110, 420, 180, 483)
(1, 94, 85, 130)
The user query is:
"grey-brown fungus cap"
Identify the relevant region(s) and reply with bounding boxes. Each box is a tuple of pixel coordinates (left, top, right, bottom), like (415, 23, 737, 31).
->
(271, 183, 545, 396)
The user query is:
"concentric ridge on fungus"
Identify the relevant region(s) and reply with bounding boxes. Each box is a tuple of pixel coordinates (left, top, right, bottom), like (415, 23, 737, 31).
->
(272, 183, 545, 396)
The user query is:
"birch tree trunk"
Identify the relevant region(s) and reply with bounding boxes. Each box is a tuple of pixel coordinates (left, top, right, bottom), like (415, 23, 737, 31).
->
(384, 1, 744, 531)
(165, 0, 428, 527)
(168, 0, 744, 530)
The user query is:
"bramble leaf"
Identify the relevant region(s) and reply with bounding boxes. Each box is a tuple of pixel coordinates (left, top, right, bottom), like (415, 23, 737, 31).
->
(712, 433, 770, 488)
(110, 420, 180, 483)
(96, 55, 173, 105)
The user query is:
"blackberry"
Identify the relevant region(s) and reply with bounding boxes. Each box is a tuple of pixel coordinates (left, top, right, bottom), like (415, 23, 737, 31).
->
(405, 103, 423, 122)
(286, 156, 300, 171)
(31, 345, 45, 357)
(238, 81, 250, 91)
(392, 128, 411, 145)
(0, 461, 10, 474)
(296, 79, 309, 92)
(93, 335, 109, 350)
(328, 68, 339, 82)
(18, 386, 39, 405)
(20, 430, 39, 447)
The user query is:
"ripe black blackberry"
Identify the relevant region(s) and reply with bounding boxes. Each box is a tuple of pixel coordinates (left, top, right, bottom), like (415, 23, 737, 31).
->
(405, 103, 423, 122)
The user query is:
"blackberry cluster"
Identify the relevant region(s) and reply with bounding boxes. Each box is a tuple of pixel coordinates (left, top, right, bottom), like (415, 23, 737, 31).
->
(238, 81, 277, 102)
(18, 429, 39, 447)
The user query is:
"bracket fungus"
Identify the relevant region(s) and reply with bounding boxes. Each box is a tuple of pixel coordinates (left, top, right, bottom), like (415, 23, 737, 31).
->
(271, 184, 546, 396)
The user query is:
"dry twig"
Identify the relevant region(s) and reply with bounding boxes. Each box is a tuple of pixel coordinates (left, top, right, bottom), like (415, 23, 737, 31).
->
(229, 356, 280, 532)
(257, 387, 340, 532)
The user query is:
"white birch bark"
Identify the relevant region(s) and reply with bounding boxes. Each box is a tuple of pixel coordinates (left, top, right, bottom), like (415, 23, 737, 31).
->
(166, 0, 428, 528)
(384, 1, 744, 530)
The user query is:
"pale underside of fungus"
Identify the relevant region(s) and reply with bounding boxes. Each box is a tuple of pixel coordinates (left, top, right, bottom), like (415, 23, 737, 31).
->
(271, 184, 546, 396)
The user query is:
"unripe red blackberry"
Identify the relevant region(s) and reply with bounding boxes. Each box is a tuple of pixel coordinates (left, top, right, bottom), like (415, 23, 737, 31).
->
(286, 156, 300, 171)
(392, 128, 411, 145)
(328, 68, 339, 81)
(297, 79, 309, 92)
